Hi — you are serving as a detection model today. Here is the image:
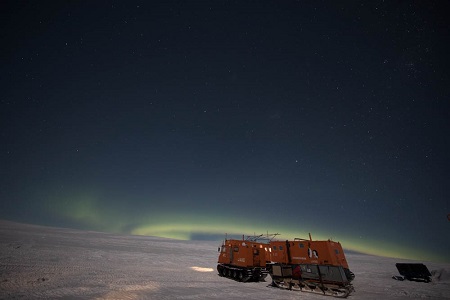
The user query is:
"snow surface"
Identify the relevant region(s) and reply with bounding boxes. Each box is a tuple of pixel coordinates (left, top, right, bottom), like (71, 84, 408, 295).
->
(1, 220, 449, 299)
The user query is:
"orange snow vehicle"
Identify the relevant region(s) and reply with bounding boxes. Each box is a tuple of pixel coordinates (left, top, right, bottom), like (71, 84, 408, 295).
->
(268, 234, 355, 298)
(217, 234, 275, 282)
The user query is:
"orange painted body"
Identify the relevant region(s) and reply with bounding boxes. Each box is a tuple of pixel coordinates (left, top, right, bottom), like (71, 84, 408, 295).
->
(269, 239, 349, 269)
(218, 238, 269, 268)
(218, 233, 354, 294)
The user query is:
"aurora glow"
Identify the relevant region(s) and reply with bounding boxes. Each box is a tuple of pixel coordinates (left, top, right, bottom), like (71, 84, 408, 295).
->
(43, 193, 445, 262)
(1, 1, 449, 264)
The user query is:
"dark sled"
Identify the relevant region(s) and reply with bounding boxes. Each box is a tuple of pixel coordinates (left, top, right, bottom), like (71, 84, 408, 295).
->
(394, 263, 431, 283)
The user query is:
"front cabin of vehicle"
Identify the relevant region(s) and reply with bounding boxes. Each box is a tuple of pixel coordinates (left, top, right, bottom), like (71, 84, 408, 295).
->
(217, 236, 272, 282)
(218, 239, 268, 268)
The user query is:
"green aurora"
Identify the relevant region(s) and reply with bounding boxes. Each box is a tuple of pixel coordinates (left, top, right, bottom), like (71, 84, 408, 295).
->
(45, 194, 447, 263)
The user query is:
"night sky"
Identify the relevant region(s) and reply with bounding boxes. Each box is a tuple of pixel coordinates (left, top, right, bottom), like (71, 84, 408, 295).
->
(1, 1, 449, 262)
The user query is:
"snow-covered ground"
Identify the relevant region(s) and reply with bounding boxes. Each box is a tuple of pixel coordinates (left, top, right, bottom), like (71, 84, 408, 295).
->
(1, 220, 449, 299)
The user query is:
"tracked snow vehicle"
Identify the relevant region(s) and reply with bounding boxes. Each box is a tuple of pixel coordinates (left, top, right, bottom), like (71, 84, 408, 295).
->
(217, 234, 276, 282)
(267, 234, 355, 298)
